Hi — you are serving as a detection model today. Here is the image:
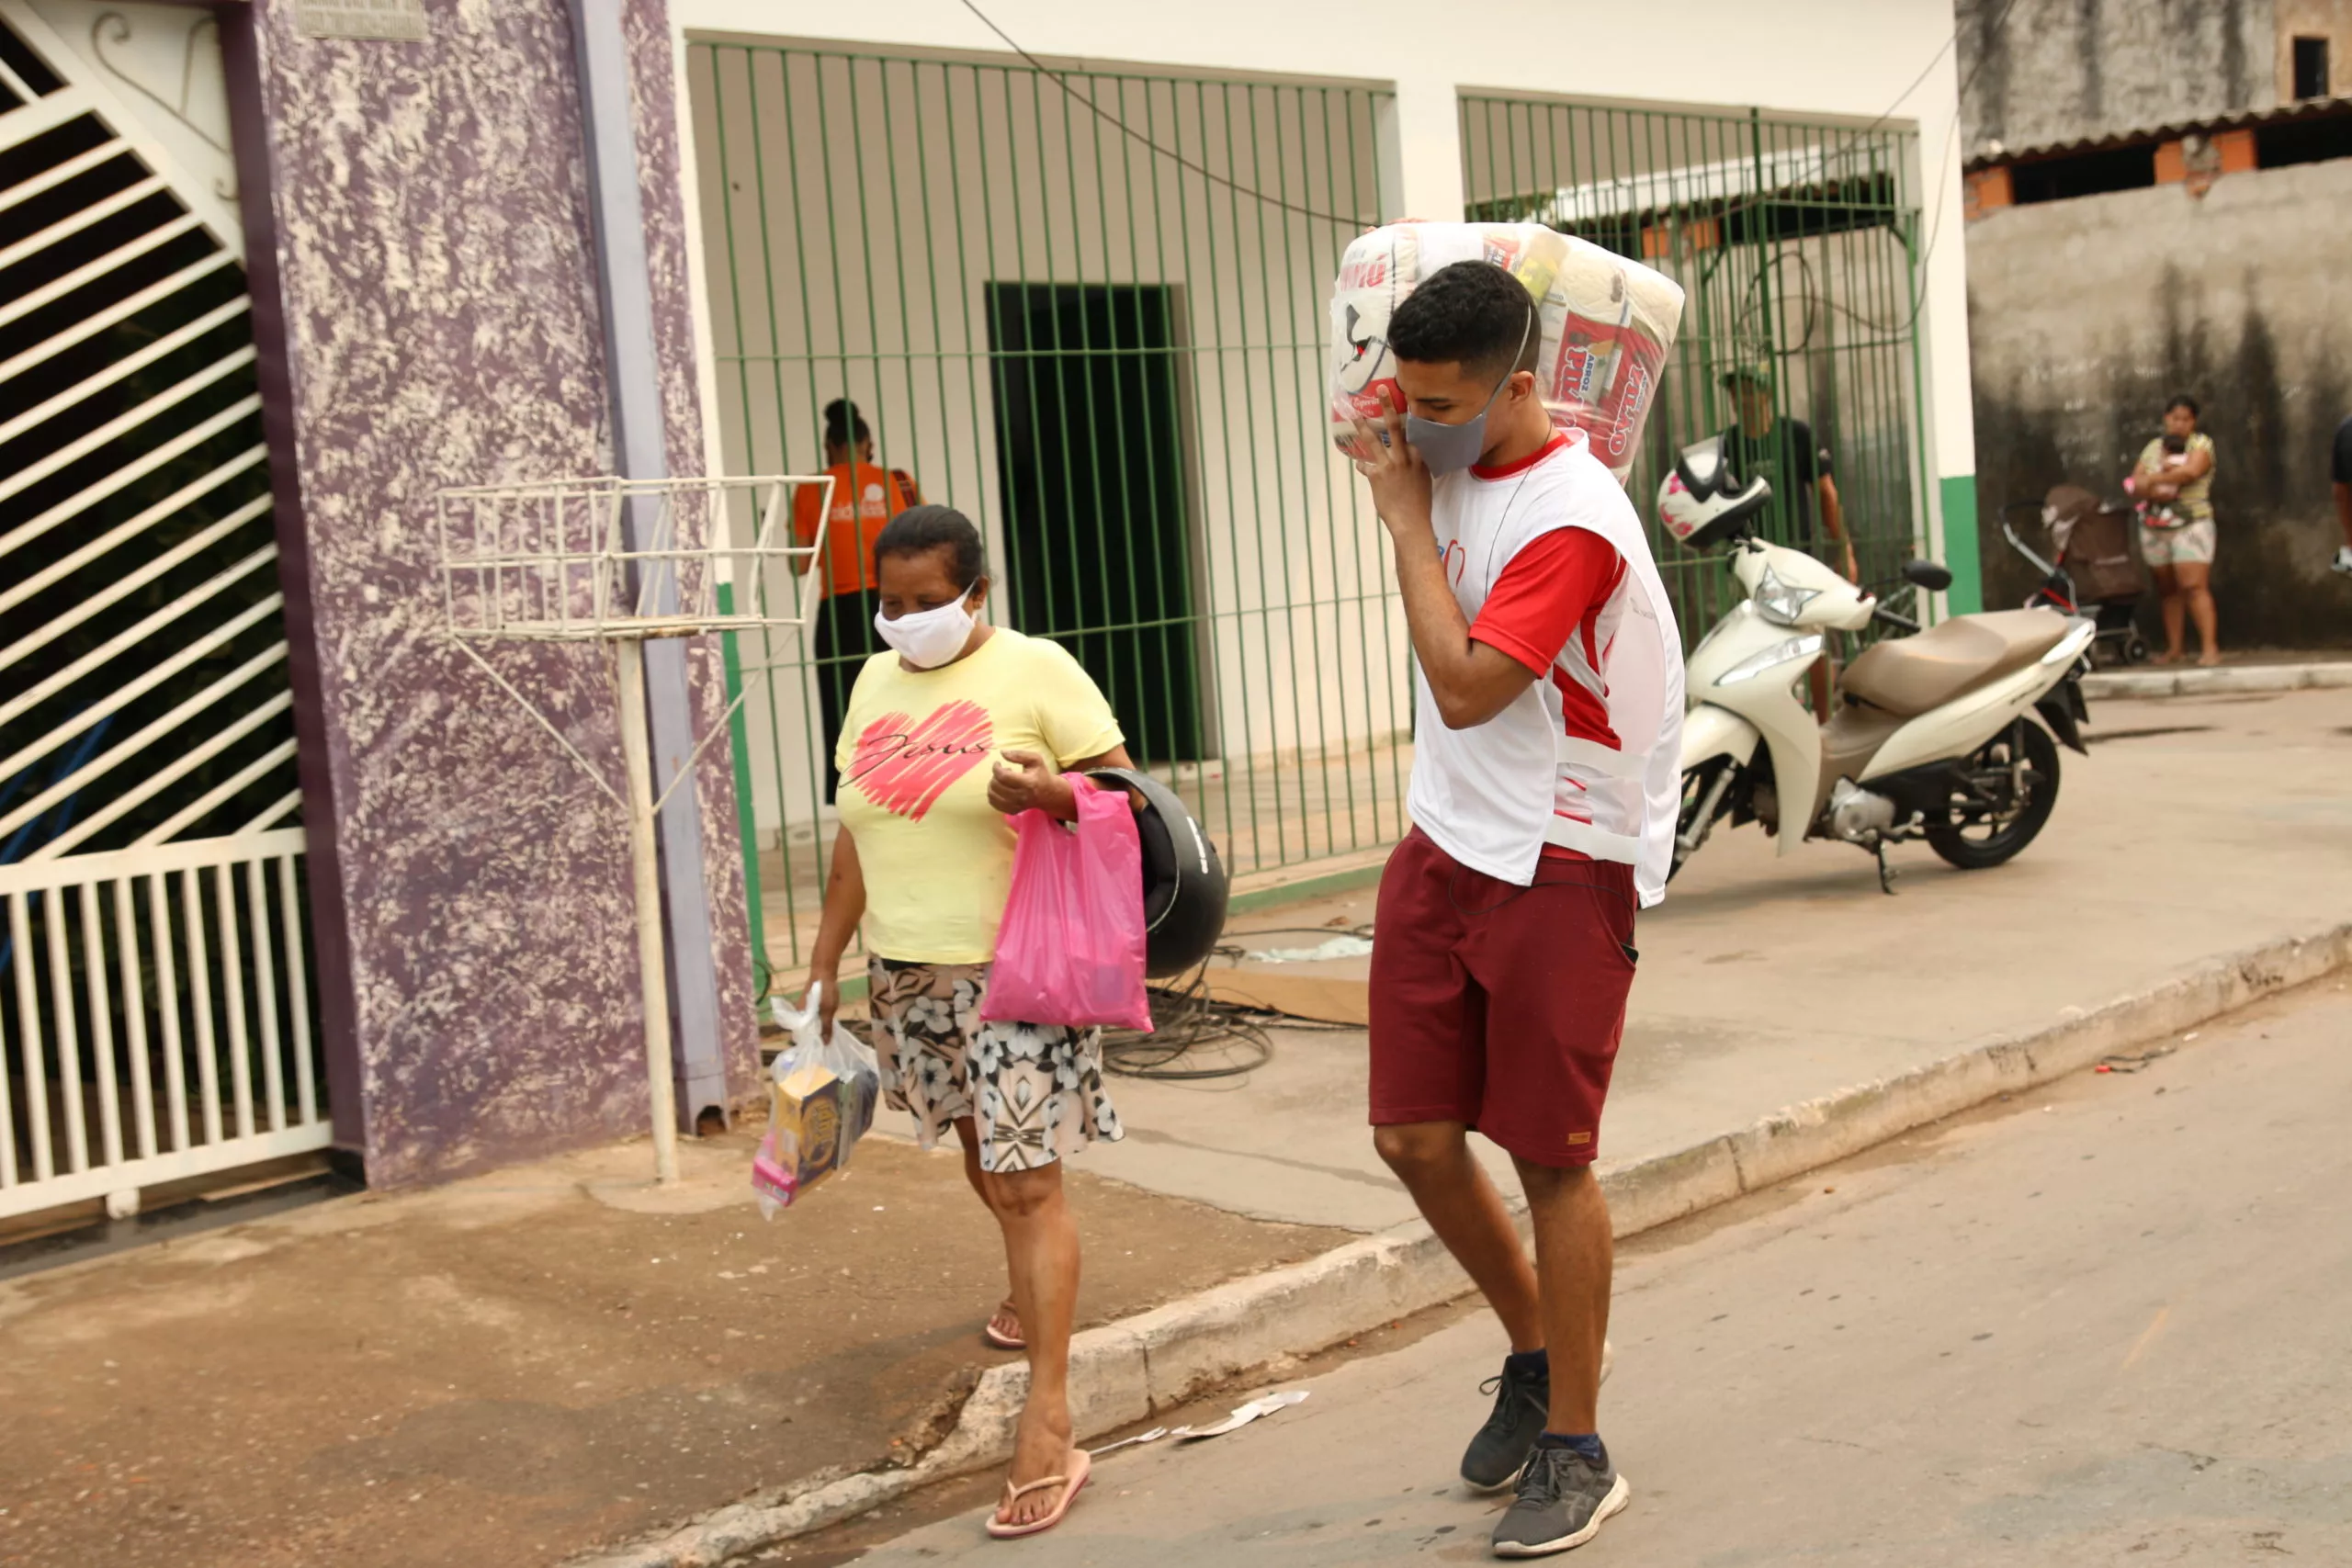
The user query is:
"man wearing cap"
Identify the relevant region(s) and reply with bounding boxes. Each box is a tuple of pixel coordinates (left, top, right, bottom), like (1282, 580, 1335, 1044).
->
(1722, 364, 1855, 583)
(1350, 259, 1683, 1557)
(1724, 363, 1854, 716)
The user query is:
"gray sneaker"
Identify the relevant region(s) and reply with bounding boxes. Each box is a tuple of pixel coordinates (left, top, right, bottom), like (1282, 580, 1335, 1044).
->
(1490, 1442, 1631, 1558)
(1460, 1359, 1549, 1492)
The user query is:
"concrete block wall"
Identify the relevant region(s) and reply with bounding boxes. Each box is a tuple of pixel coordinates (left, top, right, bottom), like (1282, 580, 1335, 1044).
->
(1964, 156, 2352, 645)
(1958, 0, 2278, 156)
(228, 0, 759, 1186)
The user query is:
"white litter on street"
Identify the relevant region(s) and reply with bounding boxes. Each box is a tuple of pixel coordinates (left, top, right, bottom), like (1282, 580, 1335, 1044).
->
(1247, 936, 1374, 964)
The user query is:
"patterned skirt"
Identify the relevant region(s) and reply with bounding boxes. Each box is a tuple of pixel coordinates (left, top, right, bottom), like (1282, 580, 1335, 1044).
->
(865, 958, 1125, 1174)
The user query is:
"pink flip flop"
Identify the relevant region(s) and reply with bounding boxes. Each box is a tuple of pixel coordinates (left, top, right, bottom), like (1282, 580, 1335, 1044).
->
(983, 1303, 1026, 1352)
(985, 1449, 1091, 1540)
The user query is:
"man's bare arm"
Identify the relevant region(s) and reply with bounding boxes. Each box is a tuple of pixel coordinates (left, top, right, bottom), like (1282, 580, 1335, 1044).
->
(1385, 525, 1544, 729)
(1351, 409, 1542, 730)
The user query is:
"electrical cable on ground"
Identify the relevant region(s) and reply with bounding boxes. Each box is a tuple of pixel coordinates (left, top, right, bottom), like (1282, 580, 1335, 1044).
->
(1101, 923, 1377, 1080)
(763, 940, 1365, 1080)
(1100, 964, 1277, 1081)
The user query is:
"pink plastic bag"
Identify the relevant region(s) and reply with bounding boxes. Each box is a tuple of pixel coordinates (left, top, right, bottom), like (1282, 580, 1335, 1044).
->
(981, 778, 1153, 1032)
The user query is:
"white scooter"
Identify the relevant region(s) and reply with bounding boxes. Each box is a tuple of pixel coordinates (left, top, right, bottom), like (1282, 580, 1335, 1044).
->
(1658, 437, 2096, 891)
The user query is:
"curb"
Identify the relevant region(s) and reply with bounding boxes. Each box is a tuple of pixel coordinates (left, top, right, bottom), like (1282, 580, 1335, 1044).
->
(2082, 660, 2352, 700)
(571, 919, 2352, 1568)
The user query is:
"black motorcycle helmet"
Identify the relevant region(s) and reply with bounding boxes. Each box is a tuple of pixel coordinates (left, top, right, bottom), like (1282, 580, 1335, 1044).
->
(1086, 767, 1228, 977)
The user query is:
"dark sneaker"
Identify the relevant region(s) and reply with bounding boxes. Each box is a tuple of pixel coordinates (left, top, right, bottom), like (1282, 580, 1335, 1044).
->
(1491, 1443, 1631, 1558)
(1461, 1359, 1550, 1492)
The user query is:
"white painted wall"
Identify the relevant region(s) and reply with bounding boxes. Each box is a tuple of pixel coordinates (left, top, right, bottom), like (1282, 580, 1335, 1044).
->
(678, 0, 1975, 485)
(688, 42, 1408, 844)
(673, 1, 1979, 840)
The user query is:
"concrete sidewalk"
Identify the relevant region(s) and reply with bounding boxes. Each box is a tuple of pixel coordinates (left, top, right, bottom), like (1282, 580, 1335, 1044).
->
(2080, 655, 2352, 701)
(1086, 684, 2352, 1235)
(825, 976, 2352, 1566)
(0, 1133, 1342, 1568)
(587, 682, 2352, 1567)
(7, 689, 2344, 1568)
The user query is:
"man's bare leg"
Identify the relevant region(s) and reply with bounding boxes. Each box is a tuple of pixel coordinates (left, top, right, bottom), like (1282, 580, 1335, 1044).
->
(1375, 1121, 1544, 1349)
(1481, 1156, 1630, 1559)
(1513, 1157, 1612, 1434)
(1808, 654, 1842, 723)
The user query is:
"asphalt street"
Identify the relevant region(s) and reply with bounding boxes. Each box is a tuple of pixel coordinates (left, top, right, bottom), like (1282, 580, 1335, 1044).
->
(803, 975, 2352, 1565)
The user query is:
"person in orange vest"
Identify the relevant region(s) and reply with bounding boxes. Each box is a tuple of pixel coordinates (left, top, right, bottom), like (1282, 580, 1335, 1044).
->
(794, 399, 922, 800)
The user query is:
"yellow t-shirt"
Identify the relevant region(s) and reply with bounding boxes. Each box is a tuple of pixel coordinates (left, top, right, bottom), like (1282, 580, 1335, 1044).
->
(835, 628, 1124, 964)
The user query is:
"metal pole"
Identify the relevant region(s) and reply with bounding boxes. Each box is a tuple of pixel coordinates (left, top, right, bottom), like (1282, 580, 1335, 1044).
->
(570, 0, 731, 1133)
(616, 637, 681, 1185)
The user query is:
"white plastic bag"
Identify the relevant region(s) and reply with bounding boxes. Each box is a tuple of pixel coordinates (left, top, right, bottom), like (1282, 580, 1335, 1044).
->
(752, 982, 882, 1218)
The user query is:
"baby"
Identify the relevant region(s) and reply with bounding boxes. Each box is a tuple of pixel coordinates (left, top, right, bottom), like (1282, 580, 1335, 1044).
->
(2128, 433, 2192, 526)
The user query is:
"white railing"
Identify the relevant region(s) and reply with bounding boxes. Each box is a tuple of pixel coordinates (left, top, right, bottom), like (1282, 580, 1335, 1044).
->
(2, 0, 327, 1224)
(1, 829, 329, 1220)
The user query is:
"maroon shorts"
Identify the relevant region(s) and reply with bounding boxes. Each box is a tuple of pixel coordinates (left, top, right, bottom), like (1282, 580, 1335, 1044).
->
(1368, 829, 1638, 1168)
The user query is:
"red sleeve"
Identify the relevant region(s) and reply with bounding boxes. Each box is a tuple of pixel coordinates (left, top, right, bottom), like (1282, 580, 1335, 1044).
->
(1468, 528, 1624, 676)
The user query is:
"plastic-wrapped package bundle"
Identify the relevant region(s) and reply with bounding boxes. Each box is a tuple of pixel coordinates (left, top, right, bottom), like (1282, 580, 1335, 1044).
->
(1329, 222, 1685, 485)
(752, 983, 881, 1216)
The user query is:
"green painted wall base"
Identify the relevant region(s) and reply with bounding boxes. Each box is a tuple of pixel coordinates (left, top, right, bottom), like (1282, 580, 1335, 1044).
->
(1228, 859, 1388, 916)
(1940, 473, 1984, 615)
(713, 588, 767, 997)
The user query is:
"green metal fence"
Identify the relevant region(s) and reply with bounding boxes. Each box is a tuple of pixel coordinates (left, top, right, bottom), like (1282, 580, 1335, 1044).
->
(1460, 95, 1933, 647)
(686, 41, 1403, 980)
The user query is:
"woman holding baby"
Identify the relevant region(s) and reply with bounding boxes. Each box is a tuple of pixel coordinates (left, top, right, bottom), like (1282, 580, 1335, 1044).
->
(2131, 394, 2221, 666)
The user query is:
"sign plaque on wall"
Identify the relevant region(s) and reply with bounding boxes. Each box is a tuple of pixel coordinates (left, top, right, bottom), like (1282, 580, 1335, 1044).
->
(297, 0, 430, 42)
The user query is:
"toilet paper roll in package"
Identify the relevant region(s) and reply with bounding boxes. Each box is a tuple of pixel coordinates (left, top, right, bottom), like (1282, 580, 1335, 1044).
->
(1329, 222, 1685, 485)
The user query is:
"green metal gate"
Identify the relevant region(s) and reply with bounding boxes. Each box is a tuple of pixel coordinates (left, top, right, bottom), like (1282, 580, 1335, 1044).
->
(1459, 94, 1933, 649)
(686, 40, 1401, 978)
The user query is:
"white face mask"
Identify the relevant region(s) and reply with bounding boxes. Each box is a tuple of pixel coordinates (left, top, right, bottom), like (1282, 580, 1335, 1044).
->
(874, 587, 978, 670)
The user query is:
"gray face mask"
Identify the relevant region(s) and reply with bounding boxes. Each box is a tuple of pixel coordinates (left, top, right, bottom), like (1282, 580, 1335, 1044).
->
(1403, 299, 1535, 476)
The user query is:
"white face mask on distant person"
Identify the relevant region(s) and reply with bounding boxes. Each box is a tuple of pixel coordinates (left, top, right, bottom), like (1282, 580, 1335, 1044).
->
(875, 589, 978, 669)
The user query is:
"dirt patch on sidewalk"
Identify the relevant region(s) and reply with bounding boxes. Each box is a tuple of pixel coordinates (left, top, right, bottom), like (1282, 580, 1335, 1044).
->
(0, 1129, 1346, 1568)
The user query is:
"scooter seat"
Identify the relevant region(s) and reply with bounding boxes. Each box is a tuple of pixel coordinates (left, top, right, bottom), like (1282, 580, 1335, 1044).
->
(1840, 609, 2071, 716)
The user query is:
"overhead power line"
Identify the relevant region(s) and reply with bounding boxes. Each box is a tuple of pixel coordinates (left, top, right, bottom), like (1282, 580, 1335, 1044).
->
(956, 0, 1369, 229)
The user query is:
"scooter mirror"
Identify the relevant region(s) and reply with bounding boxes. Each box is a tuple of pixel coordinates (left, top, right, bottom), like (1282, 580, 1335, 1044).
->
(1902, 559, 1955, 592)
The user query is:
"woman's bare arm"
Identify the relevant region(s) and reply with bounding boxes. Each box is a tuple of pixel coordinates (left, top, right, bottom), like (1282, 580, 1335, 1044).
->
(988, 743, 1141, 819)
(2165, 444, 2214, 481)
(804, 828, 866, 1029)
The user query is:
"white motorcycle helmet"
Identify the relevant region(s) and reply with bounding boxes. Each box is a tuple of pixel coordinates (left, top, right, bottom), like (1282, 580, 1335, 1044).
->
(1657, 434, 1772, 550)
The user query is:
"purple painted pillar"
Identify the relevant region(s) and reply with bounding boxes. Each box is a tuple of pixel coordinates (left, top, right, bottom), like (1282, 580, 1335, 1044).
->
(221, 0, 759, 1187)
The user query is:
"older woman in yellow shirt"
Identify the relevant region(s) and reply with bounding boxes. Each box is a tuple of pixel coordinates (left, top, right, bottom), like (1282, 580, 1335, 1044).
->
(803, 504, 1134, 1538)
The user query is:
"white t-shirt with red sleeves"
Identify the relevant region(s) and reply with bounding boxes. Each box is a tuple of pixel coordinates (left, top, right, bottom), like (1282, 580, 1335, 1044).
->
(1406, 429, 1685, 901)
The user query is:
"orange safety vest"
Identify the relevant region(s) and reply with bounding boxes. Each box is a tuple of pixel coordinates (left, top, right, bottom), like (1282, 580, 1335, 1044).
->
(792, 460, 915, 598)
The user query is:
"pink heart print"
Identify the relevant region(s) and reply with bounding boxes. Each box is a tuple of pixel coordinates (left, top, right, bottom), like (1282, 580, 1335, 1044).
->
(847, 700, 996, 820)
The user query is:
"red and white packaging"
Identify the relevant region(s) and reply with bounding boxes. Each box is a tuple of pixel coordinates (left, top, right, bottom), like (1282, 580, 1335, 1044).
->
(1328, 222, 1685, 486)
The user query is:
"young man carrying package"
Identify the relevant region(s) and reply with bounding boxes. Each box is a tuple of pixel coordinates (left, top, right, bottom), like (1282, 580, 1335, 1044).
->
(1350, 259, 1683, 1557)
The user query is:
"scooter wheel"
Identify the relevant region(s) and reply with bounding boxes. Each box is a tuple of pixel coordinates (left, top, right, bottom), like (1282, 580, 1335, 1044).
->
(2123, 634, 2152, 664)
(1927, 721, 2060, 871)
